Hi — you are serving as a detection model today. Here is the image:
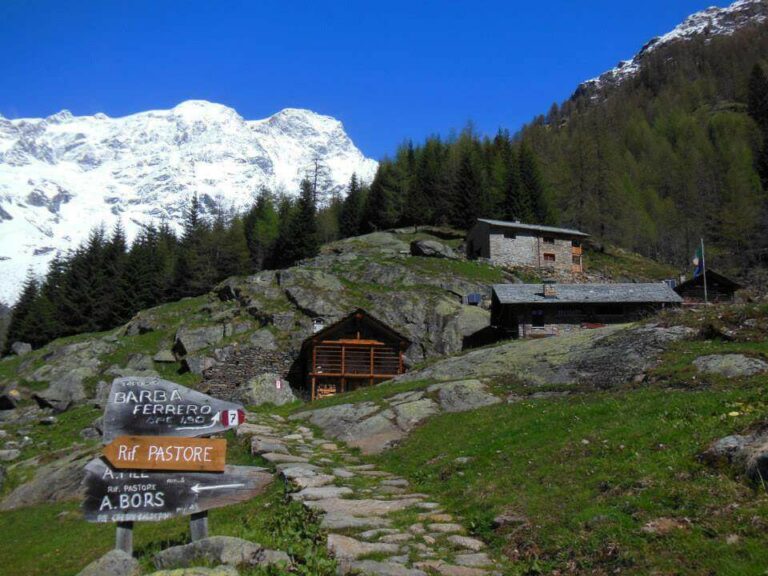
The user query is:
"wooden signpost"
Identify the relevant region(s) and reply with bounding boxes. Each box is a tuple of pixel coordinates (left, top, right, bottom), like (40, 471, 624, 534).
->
(102, 376, 245, 443)
(82, 457, 271, 523)
(103, 436, 227, 472)
(83, 376, 271, 555)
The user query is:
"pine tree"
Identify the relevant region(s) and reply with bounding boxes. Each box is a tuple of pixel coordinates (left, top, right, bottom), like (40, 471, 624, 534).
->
(100, 221, 132, 327)
(451, 148, 484, 229)
(3, 271, 39, 353)
(362, 162, 401, 231)
(517, 143, 553, 224)
(173, 194, 215, 298)
(58, 227, 107, 334)
(289, 179, 320, 264)
(244, 189, 280, 270)
(339, 174, 366, 237)
(748, 63, 768, 188)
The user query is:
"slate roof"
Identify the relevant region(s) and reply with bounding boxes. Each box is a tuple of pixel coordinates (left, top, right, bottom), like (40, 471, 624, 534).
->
(305, 308, 411, 346)
(675, 270, 742, 292)
(476, 218, 590, 238)
(492, 283, 683, 305)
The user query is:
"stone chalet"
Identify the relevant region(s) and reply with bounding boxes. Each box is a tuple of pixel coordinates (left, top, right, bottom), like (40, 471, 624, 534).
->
(491, 282, 682, 339)
(466, 218, 590, 274)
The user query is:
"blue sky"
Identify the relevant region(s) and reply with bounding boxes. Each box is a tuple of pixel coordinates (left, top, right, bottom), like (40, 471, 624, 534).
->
(1, 1, 723, 159)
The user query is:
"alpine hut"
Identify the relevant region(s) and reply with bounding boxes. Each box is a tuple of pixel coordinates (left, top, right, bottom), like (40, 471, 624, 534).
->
(302, 309, 411, 400)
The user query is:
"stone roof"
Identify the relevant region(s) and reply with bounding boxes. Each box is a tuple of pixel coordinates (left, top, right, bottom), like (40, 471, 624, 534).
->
(675, 270, 742, 292)
(476, 218, 590, 238)
(492, 283, 683, 305)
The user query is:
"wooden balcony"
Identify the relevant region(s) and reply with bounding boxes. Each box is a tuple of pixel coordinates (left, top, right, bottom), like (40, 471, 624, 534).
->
(310, 340, 404, 400)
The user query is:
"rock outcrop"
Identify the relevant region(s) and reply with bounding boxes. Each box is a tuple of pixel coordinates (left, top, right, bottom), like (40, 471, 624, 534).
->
(693, 354, 768, 378)
(701, 425, 768, 483)
(290, 380, 501, 454)
(153, 536, 290, 571)
(396, 323, 694, 389)
(78, 550, 140, 576)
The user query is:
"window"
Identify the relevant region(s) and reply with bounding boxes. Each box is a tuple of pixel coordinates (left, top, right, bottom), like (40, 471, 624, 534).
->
(572, 255, 581, 266)
(531, 309, 545, 327)
(504, 232, 516, 239)
(543, 237, 555, 244)
(572, 240, 581, 248)
(543, 253, 556, 263)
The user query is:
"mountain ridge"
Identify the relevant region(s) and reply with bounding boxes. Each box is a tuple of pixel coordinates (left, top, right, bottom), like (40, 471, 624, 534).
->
(0, 100, 378, 304)
(578, 0, 768, 96)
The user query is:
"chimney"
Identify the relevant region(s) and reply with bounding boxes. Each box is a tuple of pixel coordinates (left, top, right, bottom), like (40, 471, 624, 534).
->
(543, 280, 557, 298)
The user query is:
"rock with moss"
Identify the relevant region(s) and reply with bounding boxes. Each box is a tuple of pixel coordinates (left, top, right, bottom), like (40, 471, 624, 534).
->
(33, 368, 92, 412)
(693, 354, 768, 378)
(77, 549, 140, 576)
(147, 568, 239, 576)
(173, 325, 226, 356)
(239, 372, 297, 406)
(10, 342, 32, 356)
(153, 536, 289, 571)
(410, 239, 456, 259)
(428, 380, 501, 413)
(0, 447, 93, 509)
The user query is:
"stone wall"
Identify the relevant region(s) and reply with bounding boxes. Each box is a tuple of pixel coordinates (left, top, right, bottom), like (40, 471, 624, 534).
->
(482, 227, 577, 274)
(536, 237, 575, 273)
(488, 231, 538, 267)
(203, 345, 299, 402)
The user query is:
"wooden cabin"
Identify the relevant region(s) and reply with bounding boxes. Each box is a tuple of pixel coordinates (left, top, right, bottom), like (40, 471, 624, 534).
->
(303, 310, 411, 400)
(674, 271, 742, 304)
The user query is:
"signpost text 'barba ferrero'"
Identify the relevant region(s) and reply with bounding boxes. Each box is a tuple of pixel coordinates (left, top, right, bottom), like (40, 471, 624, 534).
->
(102, 376, 246, 443)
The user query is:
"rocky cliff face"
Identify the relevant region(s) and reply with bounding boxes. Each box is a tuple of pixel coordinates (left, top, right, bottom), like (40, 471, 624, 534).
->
(0, 229, 493, 411)
(0, 100, 378, 304)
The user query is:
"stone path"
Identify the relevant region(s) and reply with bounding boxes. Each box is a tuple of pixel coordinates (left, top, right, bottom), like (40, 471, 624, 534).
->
(238, 413, 502, 576)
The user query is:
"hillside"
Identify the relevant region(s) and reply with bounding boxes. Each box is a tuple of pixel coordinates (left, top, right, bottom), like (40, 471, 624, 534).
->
(292, 303, 768, 575)
(0, 229, 697, 575)
(520, 0, 768, 281)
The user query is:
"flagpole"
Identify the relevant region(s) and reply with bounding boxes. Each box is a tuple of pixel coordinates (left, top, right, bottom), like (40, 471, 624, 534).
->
(701, 237, 708, 305)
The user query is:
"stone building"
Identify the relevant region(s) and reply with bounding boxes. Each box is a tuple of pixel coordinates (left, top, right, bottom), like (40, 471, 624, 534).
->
(466, 218, 590, 274)
(491, 281, 682, 339)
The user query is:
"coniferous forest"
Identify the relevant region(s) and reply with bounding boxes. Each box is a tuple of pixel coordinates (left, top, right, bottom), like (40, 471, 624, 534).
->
(6, 22, 768, 351)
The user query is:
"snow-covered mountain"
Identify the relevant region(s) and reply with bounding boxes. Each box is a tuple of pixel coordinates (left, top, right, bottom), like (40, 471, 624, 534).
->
(0, 100, 378, 304)
(580, 0, 768, 94)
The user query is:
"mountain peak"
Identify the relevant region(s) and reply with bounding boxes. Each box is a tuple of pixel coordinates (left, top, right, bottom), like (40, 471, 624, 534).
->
(0, 102, 377, 304)
(169, 99, 243, 122)
(580, 0, 768, 94)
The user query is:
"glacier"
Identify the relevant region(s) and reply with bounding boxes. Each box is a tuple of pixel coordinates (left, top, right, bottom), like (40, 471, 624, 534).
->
(0, 100, 378, 304)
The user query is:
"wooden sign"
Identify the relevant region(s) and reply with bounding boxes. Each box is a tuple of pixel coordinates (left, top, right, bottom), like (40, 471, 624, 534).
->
(102, 377, 246, 443)
(82, 457, 272, 523)
(103, 436, 227, 472)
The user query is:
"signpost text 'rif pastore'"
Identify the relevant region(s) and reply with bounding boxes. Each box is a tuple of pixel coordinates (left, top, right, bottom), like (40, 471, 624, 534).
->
(83, 376, 272, 553)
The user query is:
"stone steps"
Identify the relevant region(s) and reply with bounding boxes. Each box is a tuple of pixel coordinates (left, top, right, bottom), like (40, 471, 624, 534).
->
(239, 411, 502, 576)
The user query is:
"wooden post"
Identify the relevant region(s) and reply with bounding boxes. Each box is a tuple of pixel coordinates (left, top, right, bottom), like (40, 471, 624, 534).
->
(190, 512, 209, 541)
(311, 345, 317, 401)
(701, 238, 709, 305)
(369, 347, 374, 388)
(116, 521, 133, 554)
